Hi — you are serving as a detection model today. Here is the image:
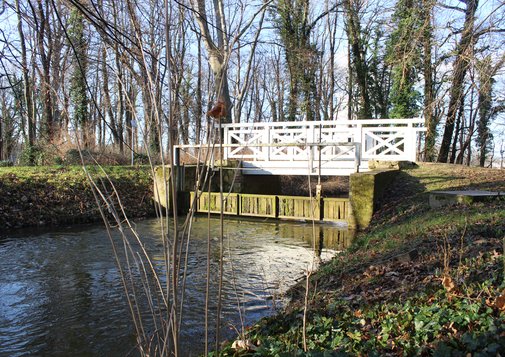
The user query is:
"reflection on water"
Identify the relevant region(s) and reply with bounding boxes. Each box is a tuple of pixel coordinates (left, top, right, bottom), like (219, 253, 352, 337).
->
(0, 217, 353, 356)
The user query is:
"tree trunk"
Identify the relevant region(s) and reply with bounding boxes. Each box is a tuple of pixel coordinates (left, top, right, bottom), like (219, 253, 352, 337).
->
(192, 0, 232, 122)
(195, 35, 203, 144)
(35, 0, 55, 142)
(437, 0, 478, 163)
(449, 95, 465, 163)
(16, 0, 35, 149)
(422, 0, 435, 161)
(344, 0, 372, 119)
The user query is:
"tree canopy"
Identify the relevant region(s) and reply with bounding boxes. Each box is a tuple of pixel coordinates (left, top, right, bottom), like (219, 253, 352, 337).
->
(0, 0, 503, 167)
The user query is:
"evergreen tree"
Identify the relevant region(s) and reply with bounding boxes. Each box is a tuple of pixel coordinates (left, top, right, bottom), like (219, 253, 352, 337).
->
(69, 7, 90, 148)
(343, 0, 372, 119)
(386, 0, 422, 119)
(367, 24, 391, 119)
(275, 0, 319, 121)
(476, 55, 504, 167)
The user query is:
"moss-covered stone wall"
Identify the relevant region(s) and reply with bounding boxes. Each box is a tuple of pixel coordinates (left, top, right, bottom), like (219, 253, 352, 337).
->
(154, 162, 246, 210)
(349, 170, 399, 229)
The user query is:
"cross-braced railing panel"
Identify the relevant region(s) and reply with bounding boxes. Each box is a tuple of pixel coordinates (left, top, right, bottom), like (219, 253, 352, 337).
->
(228, 130, 264, 159)
(270, 128, 310, 161)
(176, 118, 427, 175)
(362, 128, 407, 159)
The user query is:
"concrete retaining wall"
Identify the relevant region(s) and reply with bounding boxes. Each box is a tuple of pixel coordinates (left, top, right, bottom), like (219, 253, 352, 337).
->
(349, 170, 399, 230)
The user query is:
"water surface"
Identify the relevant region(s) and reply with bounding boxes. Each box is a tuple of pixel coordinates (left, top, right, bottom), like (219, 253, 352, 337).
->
(0, 217, 352, 356)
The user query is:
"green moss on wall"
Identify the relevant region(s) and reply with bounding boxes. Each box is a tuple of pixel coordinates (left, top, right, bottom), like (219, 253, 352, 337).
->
(350, 170, 399, 229)
(153, 166, 171, 209)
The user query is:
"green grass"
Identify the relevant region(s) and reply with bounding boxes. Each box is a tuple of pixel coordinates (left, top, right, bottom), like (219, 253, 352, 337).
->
(217, 163, 505, 356)
(0, 165, 152, 179)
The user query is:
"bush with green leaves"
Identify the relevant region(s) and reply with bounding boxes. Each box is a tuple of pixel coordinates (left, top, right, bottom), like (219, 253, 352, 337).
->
(18, 145, 47, 166)
(0, 160, 13, 167)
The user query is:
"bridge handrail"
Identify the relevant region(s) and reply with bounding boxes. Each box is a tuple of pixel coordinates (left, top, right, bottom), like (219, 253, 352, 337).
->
(221, 118, 425, 129)
(174, 141, 358, 149)
(173, 118, 425, 175)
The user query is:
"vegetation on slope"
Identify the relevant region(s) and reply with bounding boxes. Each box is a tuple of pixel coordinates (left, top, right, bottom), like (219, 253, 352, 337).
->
(0, 165, 154, 229)
(219, 163, 505, 356)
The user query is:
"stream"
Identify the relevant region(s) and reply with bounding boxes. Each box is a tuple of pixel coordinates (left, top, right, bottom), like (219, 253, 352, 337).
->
(0, 217, 353, 356)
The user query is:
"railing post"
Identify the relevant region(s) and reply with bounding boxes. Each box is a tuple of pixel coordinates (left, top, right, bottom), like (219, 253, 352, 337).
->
(354, 142, 361, 173)
(223, 126, 229, 160)
(265, 125, 271, 162)
(308, 124, 313, 170)
(309, 143, 314, 173)
(405, 122, 416, 162)
(174, 145, 180, 167)
(353, 122, 363, 160)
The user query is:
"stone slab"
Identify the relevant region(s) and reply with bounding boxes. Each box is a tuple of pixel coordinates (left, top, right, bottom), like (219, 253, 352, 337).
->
(429, 190, 504, 208)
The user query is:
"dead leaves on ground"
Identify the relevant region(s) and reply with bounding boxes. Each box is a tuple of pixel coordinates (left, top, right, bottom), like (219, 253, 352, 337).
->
(485, 290, 505, 312)
(442, 275, 456, 293)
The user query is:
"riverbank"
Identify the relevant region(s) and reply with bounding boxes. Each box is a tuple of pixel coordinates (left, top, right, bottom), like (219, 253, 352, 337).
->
(219, 163, 505, 355)
(0, 166, 154, 229)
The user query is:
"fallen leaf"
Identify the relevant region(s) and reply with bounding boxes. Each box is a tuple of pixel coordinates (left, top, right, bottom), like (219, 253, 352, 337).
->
(494, 290, 505, 311)
(491, 250, 502, 261)
(231, 339, 257, 351)
(486, 298, 494, 307)
(442, 276, 455, 293)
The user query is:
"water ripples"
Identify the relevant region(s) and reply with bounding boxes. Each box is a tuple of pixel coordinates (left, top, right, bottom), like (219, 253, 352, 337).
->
(0, 217, 353, 356)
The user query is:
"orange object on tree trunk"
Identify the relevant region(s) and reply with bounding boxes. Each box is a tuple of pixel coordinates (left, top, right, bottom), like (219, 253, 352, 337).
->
(207, 98, 226, 120)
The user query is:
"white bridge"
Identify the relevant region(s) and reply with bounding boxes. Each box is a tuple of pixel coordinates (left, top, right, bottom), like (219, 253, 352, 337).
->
(177, 118, 425, 176)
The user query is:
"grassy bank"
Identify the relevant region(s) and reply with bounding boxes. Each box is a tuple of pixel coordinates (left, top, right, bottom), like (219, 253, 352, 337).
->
(0, 165, 154, 229)
(220, 164, 505, 356)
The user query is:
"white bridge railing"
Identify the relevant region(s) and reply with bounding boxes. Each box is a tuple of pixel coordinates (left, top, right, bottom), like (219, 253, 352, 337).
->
(175, 118, 425, 175)
(220, 118, 425, 175)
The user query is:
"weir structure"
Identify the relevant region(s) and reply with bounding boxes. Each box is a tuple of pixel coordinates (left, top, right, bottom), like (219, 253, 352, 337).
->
(157, 118, 425, 229)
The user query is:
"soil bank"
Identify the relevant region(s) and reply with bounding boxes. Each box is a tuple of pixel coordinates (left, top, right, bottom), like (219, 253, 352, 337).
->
(0, 166, 154, 230)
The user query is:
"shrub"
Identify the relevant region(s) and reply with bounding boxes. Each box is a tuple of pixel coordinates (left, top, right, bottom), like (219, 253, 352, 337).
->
(18, 145, 46, 166)
(134, 152, 150, 165)
(64, 148, 94, 165)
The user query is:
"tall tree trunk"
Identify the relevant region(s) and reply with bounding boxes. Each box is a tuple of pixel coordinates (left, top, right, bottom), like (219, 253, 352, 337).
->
(101, 46, 121, 151)
(16, 0, 35, 149)
(437, 0, 478, 163)
(192, 0, 232, 122)
(327, 9, 337, 120)
(476, 54, 505, 166)
(422, 0, 435, 161)
(0, 103, 3, 161)
(195, 35, 203, 144)
(450, 95, 465, 163)
(344, 0, 371, 119)
(35, 0, 55, 142)
(347, 41, 353, 119)
(456, 92, 477, 164)
(274, 49, 285, 122)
